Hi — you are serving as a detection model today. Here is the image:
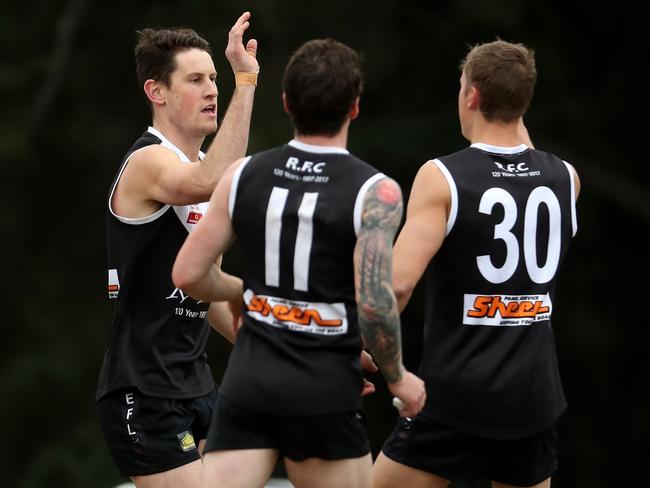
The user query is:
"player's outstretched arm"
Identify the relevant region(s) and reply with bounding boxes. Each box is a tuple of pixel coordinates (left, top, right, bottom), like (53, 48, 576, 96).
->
(207, 301, 237, 343)
(193, 11, 260, 191)
(137, 12, 260, 207)
(172, 159, 244, 302)
(354, 177, 426, 417)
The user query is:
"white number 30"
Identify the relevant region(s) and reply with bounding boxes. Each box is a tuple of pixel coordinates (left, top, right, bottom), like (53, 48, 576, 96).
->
(476, 186, 561, 284)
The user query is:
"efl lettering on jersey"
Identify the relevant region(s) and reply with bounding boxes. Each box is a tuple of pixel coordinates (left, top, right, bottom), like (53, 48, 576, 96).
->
(243, 289, 348, 335)
(462, 293, 553, 326)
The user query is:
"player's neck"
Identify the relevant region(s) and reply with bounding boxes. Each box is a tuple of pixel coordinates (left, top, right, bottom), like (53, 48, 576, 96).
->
(151, 118, 205, 161)
(293, 126, 349, 149)
(468, 118, 527, 148)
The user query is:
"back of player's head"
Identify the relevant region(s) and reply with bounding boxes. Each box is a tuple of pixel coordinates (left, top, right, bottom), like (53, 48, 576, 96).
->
(134, 27, 211, 88)
(461, 40, 537, 122)
(282, 39, 364, 136)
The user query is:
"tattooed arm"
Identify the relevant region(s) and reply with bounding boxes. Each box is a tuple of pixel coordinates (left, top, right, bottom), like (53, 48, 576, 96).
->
(353, 177, 426, 416)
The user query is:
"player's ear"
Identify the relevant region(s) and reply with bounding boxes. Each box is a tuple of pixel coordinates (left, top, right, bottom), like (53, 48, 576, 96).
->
(281, 92, 291, 115)
(467, 86, 480, 111)
(144, 79, 166, 106)
(349, 97, 360, 120)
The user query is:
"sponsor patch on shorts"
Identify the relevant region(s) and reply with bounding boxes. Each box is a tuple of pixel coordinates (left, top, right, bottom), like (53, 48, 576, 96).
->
(463, 293, 552, 326)
(177, 431, 196, 452)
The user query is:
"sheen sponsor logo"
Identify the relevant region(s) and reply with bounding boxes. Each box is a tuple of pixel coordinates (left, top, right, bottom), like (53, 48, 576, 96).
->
(244, 289, 348, 335)
(462, 293, 552, 326)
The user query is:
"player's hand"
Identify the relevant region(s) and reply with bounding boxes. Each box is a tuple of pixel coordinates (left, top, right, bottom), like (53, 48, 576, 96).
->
(360, 350, 378, 373)
(387, 371, 426, 417)
(361, 378, 376, 397)
(359, 350, 378, 396)
(225, 11, 259, 74)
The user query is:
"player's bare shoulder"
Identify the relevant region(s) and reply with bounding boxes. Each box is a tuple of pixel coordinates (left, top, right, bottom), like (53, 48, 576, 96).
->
(127, 144, 185, 174)
(410, 159, 451, 208)
(112, 145, 184, 217)
(361, 177, 403, 232)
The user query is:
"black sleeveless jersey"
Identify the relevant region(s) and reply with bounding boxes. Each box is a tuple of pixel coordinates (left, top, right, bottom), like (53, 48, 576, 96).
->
(220, 140, 383, 415)
(97, 127, 213, 401)
(420, 143, 578, 439)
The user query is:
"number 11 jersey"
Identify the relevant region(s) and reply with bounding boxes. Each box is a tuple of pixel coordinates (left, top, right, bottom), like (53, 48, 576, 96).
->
(221, 140, 383, 415)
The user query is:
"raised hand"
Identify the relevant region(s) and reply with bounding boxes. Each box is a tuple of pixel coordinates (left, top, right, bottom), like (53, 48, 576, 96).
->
(225, 11, 259, 74)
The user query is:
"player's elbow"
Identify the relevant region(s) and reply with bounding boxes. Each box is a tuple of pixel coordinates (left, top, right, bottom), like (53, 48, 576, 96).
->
(393, 276, 416, 312)
(171, 261, 196, 292)
(392, 275, 415, 307)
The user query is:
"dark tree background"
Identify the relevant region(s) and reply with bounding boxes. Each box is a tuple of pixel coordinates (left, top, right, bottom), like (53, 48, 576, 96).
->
(1, 0, 647, 486)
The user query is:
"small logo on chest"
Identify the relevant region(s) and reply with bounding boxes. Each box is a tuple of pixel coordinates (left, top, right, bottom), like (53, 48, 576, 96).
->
(186, 205, 203, 224)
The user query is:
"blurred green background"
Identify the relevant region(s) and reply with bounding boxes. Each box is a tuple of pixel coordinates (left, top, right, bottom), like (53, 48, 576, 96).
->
(1, 0, 647, 486)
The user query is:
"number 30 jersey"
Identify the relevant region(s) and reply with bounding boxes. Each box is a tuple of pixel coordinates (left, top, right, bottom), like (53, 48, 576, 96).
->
(221, 140, 383, 415)
(422, 143, 578, 439)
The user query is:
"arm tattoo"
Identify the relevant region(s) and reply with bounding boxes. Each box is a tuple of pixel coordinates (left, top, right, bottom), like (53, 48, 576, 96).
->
(356, 179, 404, 383)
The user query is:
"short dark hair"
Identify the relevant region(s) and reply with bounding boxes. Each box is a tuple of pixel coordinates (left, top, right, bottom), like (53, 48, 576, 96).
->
(461, 40, 537, 122)
(282, 39, 364, 136)
(134, 27, 211, 88)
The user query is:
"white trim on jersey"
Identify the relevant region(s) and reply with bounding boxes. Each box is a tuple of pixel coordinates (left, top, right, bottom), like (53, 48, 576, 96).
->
(563, 160, 578, 236)
(265, 187, 290, 287)
(353, 173, 387, 236)
(147, 126, 194, 163)
(470, 142, 530, 154)
(432, 160, 458, 236)
(109, 127, 206, 226)
(108, 146, 172, 225)
(228, 156, 252, 219)
(288, 139, 350, 155)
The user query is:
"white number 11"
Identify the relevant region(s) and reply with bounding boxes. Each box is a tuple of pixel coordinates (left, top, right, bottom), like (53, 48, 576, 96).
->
(265, 187, 319, 291)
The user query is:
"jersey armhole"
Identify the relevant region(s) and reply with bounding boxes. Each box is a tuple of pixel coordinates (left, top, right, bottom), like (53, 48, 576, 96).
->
(562, 160, 578, 236)
(228, 156, 253, 219)
(108, 147, 171, 225)
(353, 173, 387, 236)
(431, 159, 458, 236)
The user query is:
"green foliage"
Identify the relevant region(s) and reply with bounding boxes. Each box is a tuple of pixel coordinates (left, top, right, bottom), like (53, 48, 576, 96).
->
(1, 0, 646, 486)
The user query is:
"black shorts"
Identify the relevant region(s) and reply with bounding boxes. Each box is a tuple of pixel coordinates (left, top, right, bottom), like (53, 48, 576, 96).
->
(381, 415, 558, 487)
(97, 387, 217, 477)
(204, 393, 370, 461)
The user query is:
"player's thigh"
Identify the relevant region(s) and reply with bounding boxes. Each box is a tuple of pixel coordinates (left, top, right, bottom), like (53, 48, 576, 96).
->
(372, 452, 449, 488)
(492, 480, 550, 488)
(201, 448, 279, 488)
(285, 453, 372, 488)
(131, 459, 202, 488)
